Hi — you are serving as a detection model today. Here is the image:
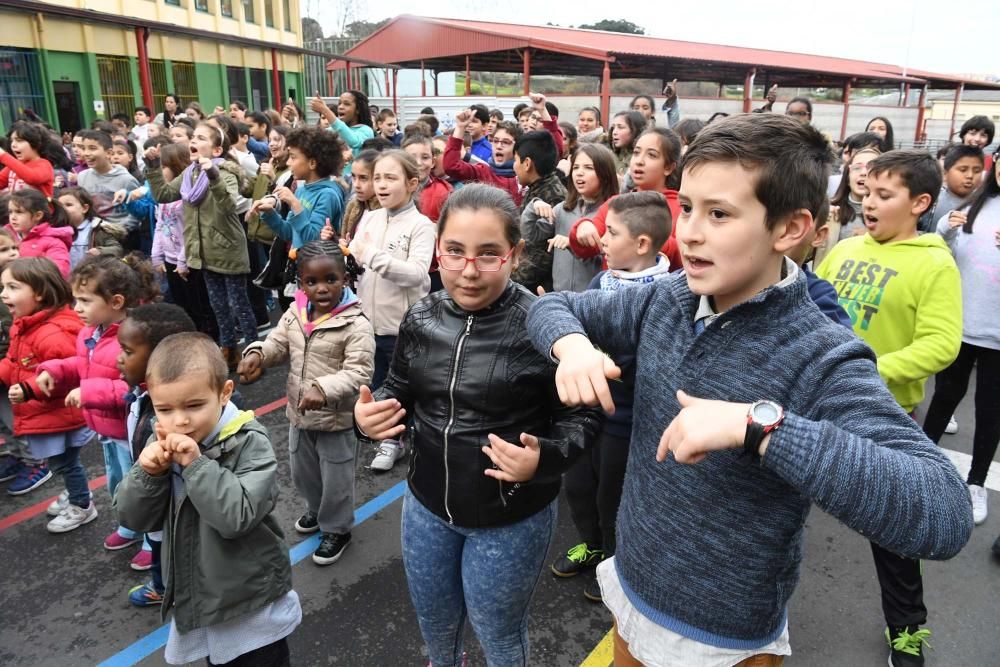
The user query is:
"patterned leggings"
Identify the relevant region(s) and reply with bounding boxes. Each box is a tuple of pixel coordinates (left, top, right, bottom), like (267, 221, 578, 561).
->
(202, 270, 258, 348)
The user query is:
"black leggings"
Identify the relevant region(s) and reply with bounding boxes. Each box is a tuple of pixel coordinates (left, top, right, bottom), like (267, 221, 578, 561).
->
(206, 637, 290, 666)
(564, 431, 630, 555)
(923, 342, 1000, 486)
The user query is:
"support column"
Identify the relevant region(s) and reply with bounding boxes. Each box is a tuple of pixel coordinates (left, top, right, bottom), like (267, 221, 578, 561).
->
(326, 69, 334, 97)
(270, 48, 281, 108)
(420, 60, 426, 97)
(522, 49, 531, 96)
(135, 27, 155, 110)
(465, 55, 471, 96)
(434, 72, 439, 97)
(914, 85, 928, 143)
(742, 68, 756, 113)
(839, 79, 853, 141)
(900, 83, 910, 107)
(948, 83, 964, 140)
(392, 69, 398, 115)
(600, 60, 611, 129)
(346, 61, 352, 93)
(384, 69, 390, 98)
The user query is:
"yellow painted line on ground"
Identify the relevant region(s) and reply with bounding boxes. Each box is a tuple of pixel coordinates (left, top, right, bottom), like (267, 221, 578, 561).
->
(580, 627, 615, 667)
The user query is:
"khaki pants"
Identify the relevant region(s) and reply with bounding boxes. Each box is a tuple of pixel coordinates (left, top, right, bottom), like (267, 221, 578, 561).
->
(613, 625, 785, 667)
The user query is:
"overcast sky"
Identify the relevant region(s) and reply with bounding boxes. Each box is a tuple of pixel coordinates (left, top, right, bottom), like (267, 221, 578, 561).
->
(304, 0, 998, 78)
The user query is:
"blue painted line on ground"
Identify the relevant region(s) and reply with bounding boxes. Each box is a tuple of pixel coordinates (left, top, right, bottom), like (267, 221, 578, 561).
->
(97, 480, 408, 667)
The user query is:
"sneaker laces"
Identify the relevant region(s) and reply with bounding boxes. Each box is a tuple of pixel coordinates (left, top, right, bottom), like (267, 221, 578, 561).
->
(376, 442, 398, 458)
(888, 627, 932, 656)
(566, 543, 596, 564)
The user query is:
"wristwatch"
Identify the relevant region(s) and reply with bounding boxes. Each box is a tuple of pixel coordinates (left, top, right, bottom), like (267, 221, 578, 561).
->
(744, 400, 784, 457)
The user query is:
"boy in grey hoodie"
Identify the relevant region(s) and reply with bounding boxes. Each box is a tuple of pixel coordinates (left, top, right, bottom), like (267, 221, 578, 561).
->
(77, 130, 140, 232)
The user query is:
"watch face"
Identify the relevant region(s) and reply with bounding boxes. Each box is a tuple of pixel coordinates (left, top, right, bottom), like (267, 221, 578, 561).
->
(753, 402, 780, 425)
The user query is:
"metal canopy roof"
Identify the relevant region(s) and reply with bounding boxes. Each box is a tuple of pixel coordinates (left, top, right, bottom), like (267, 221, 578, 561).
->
(330, 15, 999, 91)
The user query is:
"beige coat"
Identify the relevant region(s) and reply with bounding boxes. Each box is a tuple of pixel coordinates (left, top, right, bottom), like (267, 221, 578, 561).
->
(244, 299, 374, 431)
(349, 203, 436, 336)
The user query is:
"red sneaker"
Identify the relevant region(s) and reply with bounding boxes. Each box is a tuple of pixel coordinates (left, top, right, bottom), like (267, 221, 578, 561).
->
(104, 531, 142, 551)
(130, 549, 153, 571)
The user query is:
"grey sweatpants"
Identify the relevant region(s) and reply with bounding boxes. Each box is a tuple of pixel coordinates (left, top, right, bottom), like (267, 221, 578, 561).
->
(0, 392, 39, 464)
(288, 426, 356, 535)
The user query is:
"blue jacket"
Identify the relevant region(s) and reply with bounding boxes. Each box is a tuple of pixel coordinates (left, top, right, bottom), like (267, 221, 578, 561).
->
(805, 268, 852, 329)
(260, 179, 344, 249)
(528, 270, 972, 647)
(469, 136, 493, 163)
(247, 137, 270, 163)
(123, 183, 157, 253)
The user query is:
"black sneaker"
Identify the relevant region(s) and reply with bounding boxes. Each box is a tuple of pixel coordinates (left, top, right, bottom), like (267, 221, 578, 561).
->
(583, 571, 603, 603)
(313, 532, 351, 566)
(294, 511, 319, 534)
(992, 533, 1000, 558)
(886, 625, 931, 667)
(551, 543, 604, 578)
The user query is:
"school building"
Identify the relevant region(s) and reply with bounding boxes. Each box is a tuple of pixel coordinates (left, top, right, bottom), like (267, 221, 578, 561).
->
(0, 0, 308, 134)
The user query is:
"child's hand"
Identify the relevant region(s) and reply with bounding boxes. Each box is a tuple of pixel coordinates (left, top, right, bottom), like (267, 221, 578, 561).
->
(533, 199, 555, 220)
(354, 385, 406, 440)
(112, 189, 128, 206)
(765, 83, 778, 105)
(297, 385, 326, 413)
(547, 234, 569, 252)
(656, 390, 753, 464)
(154, 263, 167, 274)
(138, 440, 172, 476)
(128, 188, 146, 202)
(237, 351, 263, 384)
(551, 334, 621, 414)
(575, 220, 601, 248)
(213, 106, 225, 115)
(64, 387, 82, 408)
(87, 248, 101, 256)
(35, 370, 55, 397)
(8, 384, 24, 404)
(259, 159, 274, 178)
(176, 266, 189, 280)
(529, 92, 547, 109)
(947, 210, 967, 229)
(273, 186, 296, 206)
(144, 145, 160, 162)
(453, 110, 472, 133)
(250, 195, 277, 215)
(662, 78, 679, 102)
(163, 432, 201, 467)
(482, 432, 541, 483)
(198, 156, 214, 172)
(320, 219, 336, 241)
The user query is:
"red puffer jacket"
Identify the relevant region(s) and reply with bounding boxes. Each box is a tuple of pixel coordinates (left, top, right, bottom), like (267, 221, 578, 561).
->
(0, 306, 86, 435)
(38, 322, 128, 439)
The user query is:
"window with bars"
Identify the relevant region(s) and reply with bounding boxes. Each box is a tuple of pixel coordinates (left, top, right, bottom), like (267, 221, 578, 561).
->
(242, 0, 255, 23)
(282, 0, 291, 30)
(149, 59, 169, 103)
(264, 0, 274, 27)
(96, 55, 136, 119)
(221, 0, 233, 17)
(172, 62, 198, 102)
(227, 66, 248, 106)
(195, 0, 209, 12)
(164, 0, 180, 5)
(0, 48, 46, 129)
(248, 68, 269, 110)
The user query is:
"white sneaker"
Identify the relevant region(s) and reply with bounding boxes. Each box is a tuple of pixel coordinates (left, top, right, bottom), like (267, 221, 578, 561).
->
(47, 490, 93, 517)
(370, 439, 405, 471)
(46, 490, 69, 517)
(969, 484, 988, 525)
(46, 502, 98, 533)
(945, 415, 958, 435)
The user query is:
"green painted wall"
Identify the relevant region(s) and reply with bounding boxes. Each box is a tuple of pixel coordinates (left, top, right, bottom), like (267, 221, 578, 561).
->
(46, 50, 100, 130)
(194, 62, 227, 113)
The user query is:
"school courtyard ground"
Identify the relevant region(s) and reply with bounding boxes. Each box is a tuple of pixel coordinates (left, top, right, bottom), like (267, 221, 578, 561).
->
(0, 359, 997, 667)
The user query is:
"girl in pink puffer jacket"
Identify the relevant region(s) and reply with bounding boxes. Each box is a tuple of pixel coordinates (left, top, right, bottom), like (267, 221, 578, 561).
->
(36, 255, 158, 566)
(5, 188, 73, 278)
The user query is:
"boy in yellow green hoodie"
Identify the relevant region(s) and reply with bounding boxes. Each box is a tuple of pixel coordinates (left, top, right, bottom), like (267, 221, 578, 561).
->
(816, 149, 962, 667)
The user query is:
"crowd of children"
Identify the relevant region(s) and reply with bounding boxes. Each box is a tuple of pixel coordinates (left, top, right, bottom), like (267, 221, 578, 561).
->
(0, 79, 996, 667)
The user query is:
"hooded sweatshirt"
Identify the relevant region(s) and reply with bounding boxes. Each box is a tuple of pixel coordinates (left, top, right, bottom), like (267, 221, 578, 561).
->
(77, 165, 141, 231)
(260, 179, 344, 248)
(937, 197, 1000, 351)
(816, 232, 962, 412)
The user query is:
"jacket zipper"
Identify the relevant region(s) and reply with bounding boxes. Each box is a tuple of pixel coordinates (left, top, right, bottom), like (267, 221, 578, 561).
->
(300, 323, 313, 409)
(443, 315, 473, 524)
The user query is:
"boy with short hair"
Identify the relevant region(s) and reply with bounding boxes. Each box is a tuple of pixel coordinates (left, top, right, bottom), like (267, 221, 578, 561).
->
(245, 111, 271, 163)
(466, 104, 493, 162)
(232, 123, 260, 178)
(528, 115, 972, 667)
(376, 109, 403, 146)
(919, 144, 984, 231)
(114, 332, 300, 664)
(77, 130, 140, 233)
(550, 192, 672, 602)
(132, 107, 152, 145)
(512, 129, 567, 294)
(487, 108, 504, 138)
(816, 149, 963, 666)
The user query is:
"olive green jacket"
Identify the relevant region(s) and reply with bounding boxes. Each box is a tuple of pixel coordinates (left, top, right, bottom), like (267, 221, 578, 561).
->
(114, 411, 292, 633)
(146, 161, 251, 274)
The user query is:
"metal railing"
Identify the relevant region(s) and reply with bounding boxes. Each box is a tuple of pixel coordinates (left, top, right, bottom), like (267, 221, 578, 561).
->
(96, 54, 135, 119)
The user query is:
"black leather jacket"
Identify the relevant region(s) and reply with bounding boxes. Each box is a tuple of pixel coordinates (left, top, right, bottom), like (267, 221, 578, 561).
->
(375, 282, 603, 528)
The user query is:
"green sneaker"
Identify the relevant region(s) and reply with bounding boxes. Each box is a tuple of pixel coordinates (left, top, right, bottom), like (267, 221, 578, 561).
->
(886, 625, 931, 667)
(550, 543, 604, 578)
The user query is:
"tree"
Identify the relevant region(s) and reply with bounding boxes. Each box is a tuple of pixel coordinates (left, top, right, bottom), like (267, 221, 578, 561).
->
(301, 17, 324, 42)
(344, 19, 390, 40)
(577, 19, 645, 35)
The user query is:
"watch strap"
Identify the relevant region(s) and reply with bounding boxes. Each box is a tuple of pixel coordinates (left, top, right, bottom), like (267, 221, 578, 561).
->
(743, 419, 766, 457)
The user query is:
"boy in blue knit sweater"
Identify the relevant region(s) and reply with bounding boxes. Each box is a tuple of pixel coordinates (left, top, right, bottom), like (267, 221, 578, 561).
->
(527, 114, 972, 667)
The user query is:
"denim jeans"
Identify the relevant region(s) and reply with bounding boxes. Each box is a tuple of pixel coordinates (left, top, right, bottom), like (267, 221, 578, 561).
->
(372, 335, 397, 390)
(48, 445, 90, 508)
(401, 489, 557, 667)
(102, 436, 140, 540)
